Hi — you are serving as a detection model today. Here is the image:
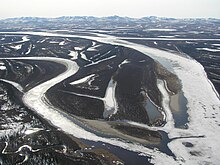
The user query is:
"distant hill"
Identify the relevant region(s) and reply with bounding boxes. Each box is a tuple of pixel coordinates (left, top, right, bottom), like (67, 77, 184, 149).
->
(0, 15, 219, 32)
(1, 15, 220, 23)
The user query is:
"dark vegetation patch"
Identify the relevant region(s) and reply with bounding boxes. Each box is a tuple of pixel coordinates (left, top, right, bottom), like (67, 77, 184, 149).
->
(0, 82, 120, 165)
(0, 59, 66, 91)
(47, 86, 105, 119)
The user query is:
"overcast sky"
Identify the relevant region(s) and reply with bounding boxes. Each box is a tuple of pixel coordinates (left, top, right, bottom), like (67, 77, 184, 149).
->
(0, 0, 220, 19)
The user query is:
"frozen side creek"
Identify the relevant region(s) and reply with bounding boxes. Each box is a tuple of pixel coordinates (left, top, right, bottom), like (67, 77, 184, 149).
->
(103, 78, 118, 118)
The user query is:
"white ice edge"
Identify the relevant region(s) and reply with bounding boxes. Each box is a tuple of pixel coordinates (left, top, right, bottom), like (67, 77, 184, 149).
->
(163, 80, 175, 95)
(87, 44, 101, 51)
(144, 29, 177, 32)
(84, 55, 116, 67)
(104, 79, 115, 109)
(1, 31, 220, 164)
(70, 74, 95, 85)
(25, 44, 32, 55)
(0, 66, 6, 70)
(157, 36, 176, 38)
(59, 41, 65, 45)
(22, 36, 30, 42)
(75, 46, 84, 51)
(157, 79, 174, 130)
(103, 78, 118, 118)
(10, 44, 22, 50)
(24, 128, 44, 135)
(0, 79, 24, 92)
(212, 44, 220, 47)
(196, 47, 220, 52)
(80, 51, 90, 61)
(117, 37, 220, 41)
(68, 50, 78, 60)
(49, 41, 60, 44)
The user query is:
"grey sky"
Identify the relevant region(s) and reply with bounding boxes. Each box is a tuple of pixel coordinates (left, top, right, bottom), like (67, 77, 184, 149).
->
(0, 0, 220, 19)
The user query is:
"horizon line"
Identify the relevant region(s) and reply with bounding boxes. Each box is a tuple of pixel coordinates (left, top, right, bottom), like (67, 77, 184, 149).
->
(1, 15, 220, 21)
